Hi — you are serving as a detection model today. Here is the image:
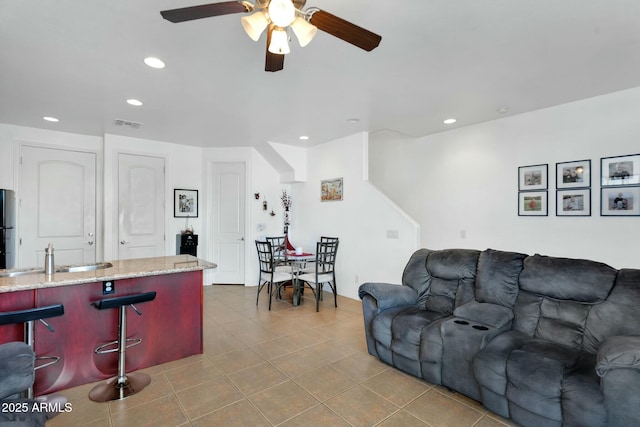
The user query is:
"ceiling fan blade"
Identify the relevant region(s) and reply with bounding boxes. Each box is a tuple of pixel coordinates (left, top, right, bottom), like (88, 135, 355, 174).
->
(265, 27, 285, 72)
(309, 10, 382, 51)
(161, 1, 250, 23)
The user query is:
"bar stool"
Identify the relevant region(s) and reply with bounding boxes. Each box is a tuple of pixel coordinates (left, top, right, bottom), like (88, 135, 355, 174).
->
(89, 291, 156, 402)
(0, 304, 65, 398)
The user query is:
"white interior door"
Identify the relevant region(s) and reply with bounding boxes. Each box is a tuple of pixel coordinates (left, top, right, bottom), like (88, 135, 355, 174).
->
(210, 162, 245, 284)
(19, 145, 97, 268)
(118, 153, 165, 260)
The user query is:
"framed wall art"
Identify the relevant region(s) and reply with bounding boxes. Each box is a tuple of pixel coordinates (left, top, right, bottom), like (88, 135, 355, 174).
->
(601, 154, 640, 186)
(556, 160, 590, 189)
(556, 189, 591, 216)
(321, 177, 343, 201)
(518, 191, 548, 216)
(601, 187, 640, 216)
(174, 189, 199, 217)
(518, 164, 548, 191)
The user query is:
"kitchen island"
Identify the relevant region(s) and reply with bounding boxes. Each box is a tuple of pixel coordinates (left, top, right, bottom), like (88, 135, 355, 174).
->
(0, 255, 216, 395)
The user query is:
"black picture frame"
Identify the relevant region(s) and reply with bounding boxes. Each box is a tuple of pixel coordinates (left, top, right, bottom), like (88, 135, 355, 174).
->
(556, 189, 591, 216)
(174, 189, 198, 218)
(518, 191, 548, 216)
(518, 164, 548, 191)
(601, 154, 640, 187)
(601, 187, 640, 216)
(556, 159, 591, 189)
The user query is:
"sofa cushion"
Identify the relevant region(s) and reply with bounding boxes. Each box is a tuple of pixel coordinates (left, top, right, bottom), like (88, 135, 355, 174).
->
(585, 269, 640, 354)
(476, 249, 526, 307)
(535, 299, 591, 350)
(506, 340, 582, 422)
(422, 249, 479, 314)
(390, 308, 447, 359)
(519, 254, 617, 303)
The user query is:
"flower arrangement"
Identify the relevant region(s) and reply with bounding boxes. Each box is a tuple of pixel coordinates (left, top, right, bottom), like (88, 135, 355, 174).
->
(281, 190, 292, 211)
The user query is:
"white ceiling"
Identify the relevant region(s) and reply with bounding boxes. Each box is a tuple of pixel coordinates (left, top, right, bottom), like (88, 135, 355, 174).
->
(2, 0, 640, 148)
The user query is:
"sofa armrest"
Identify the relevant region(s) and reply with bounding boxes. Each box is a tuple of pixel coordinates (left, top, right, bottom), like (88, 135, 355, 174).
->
(453, 302, 514, 329)
(596, 336, 640, 427)
(596, 335, 640, 376)
(0, 342, 35, 401)
(358, 282, 418, 311)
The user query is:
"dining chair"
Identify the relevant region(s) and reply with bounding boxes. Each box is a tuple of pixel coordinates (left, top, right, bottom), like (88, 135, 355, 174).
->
(297, 240, 339, 312)
(255, 240, 294, 310)
(265, 236, 289, 272)
(300, 236, 338, 274)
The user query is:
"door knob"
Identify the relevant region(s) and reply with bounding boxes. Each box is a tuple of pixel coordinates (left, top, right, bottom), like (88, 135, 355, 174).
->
(239, 237, 245, 241)
(88, 241, 94, 245)
(120, 240, 126, 245)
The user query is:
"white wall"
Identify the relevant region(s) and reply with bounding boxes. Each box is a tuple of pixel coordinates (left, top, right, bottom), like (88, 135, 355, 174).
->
(290, 132, 420, 300)
(369, 87, 640, 270)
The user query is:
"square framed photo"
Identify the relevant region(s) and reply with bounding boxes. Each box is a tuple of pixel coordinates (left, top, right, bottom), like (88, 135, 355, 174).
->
(556, 189, 591, 216)
(601, 154, 640, 186)
(601, 187, 640, 216)
(174, 189, 198, 217)
(556, 160, 590, 189)
(321, 177, 343, 201)
(518, 191, 548, 216)
(519, 164, 548, 191)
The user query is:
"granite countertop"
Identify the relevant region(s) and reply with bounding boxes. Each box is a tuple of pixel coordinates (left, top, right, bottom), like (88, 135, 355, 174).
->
(0, 255, 217, 293)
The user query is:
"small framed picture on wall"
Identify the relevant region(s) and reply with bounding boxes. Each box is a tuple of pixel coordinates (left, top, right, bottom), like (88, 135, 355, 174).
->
(556, 160, 590, 189)
(601, 154, 640, 187)
(174, 189, 199, 217)
(556, 189, 591, 216)
(519, 164, 548, 191)
(518, 191, 548, 216)
(601, 187, 640, 216)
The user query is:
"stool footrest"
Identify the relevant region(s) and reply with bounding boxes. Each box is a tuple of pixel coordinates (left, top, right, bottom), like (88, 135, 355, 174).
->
(35, 355, 61, 371)
(95, 338, 143, 354)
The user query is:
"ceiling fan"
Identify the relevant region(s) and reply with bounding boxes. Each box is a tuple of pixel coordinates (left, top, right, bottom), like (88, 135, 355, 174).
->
(160, 0, 382, 72)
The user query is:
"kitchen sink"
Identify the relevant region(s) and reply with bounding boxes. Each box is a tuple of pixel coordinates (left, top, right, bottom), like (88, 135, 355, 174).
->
(55, 262, 113, 273)
(0, 262, 113, 278)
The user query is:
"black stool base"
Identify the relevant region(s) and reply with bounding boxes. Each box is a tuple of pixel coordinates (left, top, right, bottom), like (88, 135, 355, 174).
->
(88, 372, 151, 402)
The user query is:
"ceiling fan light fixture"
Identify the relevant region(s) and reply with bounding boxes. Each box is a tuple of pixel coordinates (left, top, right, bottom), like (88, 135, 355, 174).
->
(290, 17, 317, 47)
(241, 11, 269, 41)
(268, 0, 296, 28)
(268, 28, 290, 54)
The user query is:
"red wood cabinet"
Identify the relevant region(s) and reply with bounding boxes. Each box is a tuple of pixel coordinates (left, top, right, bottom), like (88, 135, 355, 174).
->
(1, 271, 203, 395)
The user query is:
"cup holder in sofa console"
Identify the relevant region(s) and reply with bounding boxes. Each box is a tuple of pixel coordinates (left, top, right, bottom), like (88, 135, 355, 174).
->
(453, 320, 469, 325)
(472, 325, 489, 331)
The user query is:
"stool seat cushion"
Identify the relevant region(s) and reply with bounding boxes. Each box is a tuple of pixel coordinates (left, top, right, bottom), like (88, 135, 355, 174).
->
(0, 305, 64, 326)
(93, 292, 157, 310)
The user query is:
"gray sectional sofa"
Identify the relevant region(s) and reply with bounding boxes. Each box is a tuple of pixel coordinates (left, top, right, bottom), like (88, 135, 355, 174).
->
(359, 248, 640, 427)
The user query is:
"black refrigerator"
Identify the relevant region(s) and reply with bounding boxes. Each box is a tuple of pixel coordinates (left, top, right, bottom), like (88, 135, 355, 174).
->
(0, 189, 16, 269)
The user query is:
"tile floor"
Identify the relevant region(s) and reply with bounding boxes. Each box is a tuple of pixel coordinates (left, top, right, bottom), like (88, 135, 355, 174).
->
(47, 285, 518, 427)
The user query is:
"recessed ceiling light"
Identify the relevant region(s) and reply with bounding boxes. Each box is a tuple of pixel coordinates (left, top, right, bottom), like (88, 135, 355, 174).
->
(127, 99, 143, 106)
(299, 135, 309, 140)
(497, 106, 509, 114)
(144, 57, 165, 69)
(347, 118, 360, 123)
(443, 118, 457, 124)
(43, 116, 59, 122)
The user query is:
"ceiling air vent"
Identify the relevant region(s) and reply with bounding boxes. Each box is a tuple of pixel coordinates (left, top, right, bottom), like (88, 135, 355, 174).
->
(113, 119, 143, 129)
